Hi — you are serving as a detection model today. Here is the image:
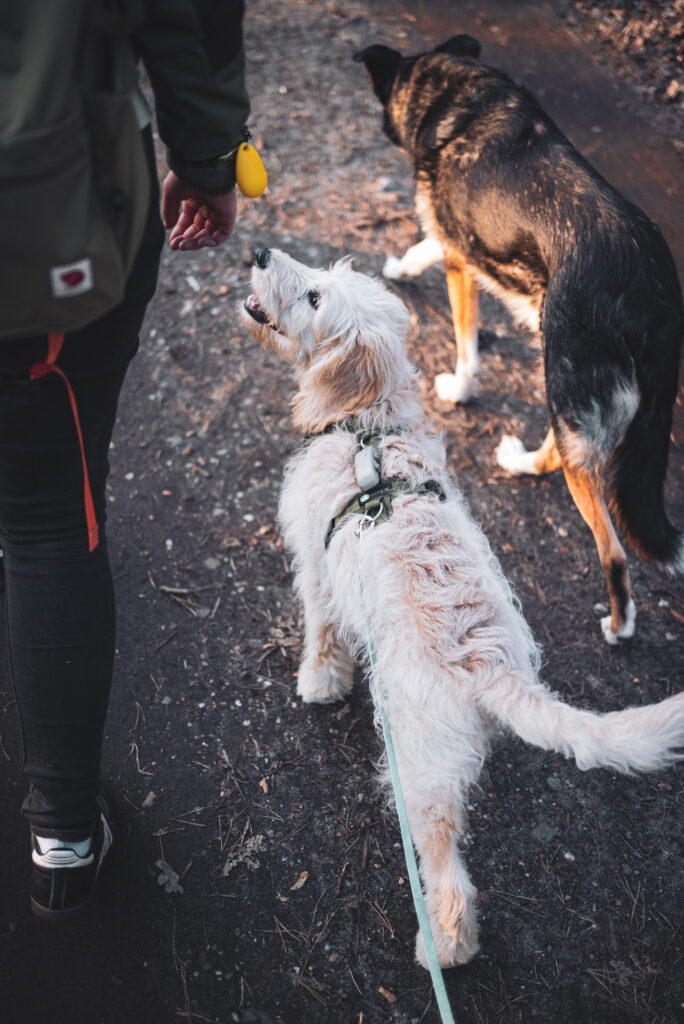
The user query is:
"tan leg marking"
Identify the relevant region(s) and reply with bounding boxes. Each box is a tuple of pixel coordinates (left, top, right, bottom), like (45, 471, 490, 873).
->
(561, 462, 633, 637)
(445, 262, 479, 369)
(530, 426, 563, 474)
(435, 262, 480, 403)
(496, 426, 562, 476)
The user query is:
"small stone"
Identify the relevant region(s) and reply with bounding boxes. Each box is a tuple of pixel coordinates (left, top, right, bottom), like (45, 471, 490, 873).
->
(533, 822, 559, 842)
(546, 775, 561, 791)
(203, 557, 221, 570)
(664, 79, 682, 101)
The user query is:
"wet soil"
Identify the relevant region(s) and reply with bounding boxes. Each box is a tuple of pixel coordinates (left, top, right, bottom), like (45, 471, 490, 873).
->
(1, 3, 682, 1023)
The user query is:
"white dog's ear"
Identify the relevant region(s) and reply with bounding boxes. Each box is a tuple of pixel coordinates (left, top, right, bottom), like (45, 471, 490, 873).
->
(291, 267, 412, 433)
(292, 327, 384, 433)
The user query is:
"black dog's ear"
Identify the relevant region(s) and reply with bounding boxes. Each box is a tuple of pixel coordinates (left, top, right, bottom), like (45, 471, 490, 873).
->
(353, 44, 403, 105)
(434, 34, 481, 59)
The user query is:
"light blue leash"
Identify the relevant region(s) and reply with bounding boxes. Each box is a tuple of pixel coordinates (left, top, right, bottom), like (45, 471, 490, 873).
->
(358, 523, 456, 1024)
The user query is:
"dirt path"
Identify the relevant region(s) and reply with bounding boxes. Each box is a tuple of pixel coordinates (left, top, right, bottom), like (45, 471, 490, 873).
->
(1, 3, 682, 1023)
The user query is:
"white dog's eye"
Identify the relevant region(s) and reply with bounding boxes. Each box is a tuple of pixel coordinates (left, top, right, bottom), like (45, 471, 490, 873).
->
(307, 289, 320, 309)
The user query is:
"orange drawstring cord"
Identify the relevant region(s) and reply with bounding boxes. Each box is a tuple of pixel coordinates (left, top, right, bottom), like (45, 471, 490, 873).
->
(29, 332, 99, 552)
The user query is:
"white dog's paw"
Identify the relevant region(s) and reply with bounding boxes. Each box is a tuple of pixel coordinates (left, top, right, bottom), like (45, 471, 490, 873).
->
(296, 659, 353, 704)
(495, 434, 535, 475)
(435, 370, 478, 405)
(382, 255, 405, 281)
(414, 885, 480, 969)
(414, 915, 479, 970)
(600, 598, 636, 645)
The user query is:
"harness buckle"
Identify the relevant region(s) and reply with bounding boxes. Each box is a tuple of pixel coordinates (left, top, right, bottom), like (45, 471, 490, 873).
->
(354, 502, 384, 536)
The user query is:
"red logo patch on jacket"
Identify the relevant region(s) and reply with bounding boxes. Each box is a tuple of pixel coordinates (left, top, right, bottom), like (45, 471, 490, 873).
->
(50, 259, 93, 298)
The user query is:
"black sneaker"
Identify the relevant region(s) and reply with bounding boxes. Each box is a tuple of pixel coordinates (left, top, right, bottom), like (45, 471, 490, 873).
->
(30, 792, 113, 920)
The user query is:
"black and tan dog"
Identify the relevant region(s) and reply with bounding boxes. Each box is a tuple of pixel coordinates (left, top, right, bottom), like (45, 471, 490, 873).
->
(355, 35, 683, 645)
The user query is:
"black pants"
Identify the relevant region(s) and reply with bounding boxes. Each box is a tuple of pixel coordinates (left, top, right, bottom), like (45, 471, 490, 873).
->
(0, 130, 164, 839)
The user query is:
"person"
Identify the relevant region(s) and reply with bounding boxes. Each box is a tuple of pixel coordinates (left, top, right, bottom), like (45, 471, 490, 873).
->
(0, 0, 252, 919)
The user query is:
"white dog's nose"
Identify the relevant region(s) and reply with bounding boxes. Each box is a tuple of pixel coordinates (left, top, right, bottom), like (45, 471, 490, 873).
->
(255, 247, 271, 269)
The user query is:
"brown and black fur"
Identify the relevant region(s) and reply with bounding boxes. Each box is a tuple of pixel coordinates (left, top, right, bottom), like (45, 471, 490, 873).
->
(355, 35, 684, 643)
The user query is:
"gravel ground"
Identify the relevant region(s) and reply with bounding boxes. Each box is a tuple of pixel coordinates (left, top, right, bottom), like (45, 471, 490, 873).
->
(1, 3, 682, 1024)
(555, 0, 684, 148)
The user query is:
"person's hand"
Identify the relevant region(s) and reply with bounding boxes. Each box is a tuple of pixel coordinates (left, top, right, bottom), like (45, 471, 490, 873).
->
(161, 172, 237, 250)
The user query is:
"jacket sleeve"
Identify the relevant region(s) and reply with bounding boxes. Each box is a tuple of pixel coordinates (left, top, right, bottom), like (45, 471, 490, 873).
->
(133, 0, 250, 194)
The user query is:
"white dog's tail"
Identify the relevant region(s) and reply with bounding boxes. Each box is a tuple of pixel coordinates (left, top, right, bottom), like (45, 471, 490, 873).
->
(475, 674, 684, 774)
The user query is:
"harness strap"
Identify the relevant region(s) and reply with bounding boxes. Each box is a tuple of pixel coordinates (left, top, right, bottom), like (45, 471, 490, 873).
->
(303, 419, 405, 446)
(29, 332, 100, 552)
(325, 476, 446, 549)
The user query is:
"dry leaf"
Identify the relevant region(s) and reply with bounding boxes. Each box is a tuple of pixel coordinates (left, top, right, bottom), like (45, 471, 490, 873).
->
(259, 777, 269, 794)
(290, 870, 309, 890)
(156, 859, 184, 894)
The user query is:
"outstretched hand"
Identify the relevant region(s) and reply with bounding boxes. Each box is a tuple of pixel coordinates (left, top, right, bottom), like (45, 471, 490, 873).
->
(161, 172, 237, 250)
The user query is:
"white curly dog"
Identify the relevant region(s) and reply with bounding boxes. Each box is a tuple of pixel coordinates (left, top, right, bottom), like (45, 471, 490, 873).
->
(240, 248, 684, 968)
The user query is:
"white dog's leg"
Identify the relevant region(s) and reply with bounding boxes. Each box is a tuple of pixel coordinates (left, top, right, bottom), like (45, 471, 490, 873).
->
(408, 800, 480, 968)
(435, 264, 479, 405)
(296, 580, 354, 703)
(383, 237, 444, 281)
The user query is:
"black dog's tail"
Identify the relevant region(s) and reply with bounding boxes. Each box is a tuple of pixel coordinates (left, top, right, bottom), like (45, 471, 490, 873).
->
(609, 400, 684, 571)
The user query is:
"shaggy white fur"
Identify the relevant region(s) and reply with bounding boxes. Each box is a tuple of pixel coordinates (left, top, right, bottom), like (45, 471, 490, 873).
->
(239, 250, 684, 969)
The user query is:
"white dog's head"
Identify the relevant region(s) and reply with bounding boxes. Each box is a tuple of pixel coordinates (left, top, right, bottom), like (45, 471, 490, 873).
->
(240, 249, 419, 433)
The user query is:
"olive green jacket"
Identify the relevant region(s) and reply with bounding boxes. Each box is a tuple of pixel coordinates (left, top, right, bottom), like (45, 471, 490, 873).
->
(133, 0, 250, 193)
(1, 0, 250, 195)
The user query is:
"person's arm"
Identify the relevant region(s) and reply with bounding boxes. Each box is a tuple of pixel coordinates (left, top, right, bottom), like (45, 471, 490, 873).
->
(133, 0, 250, 247)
